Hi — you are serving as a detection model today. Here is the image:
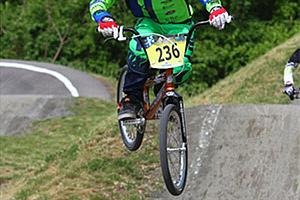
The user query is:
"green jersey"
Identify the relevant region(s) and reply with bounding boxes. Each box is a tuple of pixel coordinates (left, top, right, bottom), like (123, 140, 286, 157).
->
(90, 0, 222, 24)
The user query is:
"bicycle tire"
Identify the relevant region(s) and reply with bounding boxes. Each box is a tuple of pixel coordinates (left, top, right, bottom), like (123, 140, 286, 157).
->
(117, 65, 145, 151)
(160, 104, 188, 195)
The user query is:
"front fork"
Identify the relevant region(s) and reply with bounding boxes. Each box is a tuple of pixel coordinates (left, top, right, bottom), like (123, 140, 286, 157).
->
(164, 94, 187, 141)
(164, 69, 187, 141)
(179, 98, 187, 140)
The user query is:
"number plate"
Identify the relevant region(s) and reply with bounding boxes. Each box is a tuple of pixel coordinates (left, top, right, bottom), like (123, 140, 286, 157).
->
(144, 36, 187, 69)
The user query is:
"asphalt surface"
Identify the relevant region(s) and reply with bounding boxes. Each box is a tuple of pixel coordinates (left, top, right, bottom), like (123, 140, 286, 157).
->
(0, 59, 111, 99)
(151, 105, 300, 200)
(0, 60, 111, 135)
(0, 68, 70, 95)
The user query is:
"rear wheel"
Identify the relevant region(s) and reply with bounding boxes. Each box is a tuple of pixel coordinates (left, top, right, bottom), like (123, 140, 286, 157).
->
(160, 104, 188, 195)
(117, 66, 145, 151)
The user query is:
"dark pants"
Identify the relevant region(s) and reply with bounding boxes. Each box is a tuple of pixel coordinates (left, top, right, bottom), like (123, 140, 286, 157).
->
(123, 50, 153, 101)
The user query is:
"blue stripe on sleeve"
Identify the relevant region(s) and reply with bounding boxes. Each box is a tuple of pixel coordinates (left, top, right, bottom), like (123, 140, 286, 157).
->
(199, 0, 210, 6)
(144, 0, 158, 20)
(93, 11, 112, 23)
(126, 0, 143, 17)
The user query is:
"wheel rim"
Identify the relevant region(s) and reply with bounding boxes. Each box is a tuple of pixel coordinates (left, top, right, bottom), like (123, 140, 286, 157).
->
(119, 119, 144, 144)
(166, 110, 187, 190)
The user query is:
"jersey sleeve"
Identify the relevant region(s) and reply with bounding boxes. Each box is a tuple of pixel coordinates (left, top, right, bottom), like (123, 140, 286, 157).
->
(199, 0, 222, 12)
(89, 0, 117, 22)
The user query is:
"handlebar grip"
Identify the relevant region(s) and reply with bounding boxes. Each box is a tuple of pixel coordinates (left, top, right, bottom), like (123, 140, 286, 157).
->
(96, 26, 102, 33)
(226, 15, 234, 23)
(226, 16, 232, 23)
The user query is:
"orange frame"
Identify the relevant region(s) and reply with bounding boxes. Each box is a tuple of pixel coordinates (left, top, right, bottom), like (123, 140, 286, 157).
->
(143, 68, 175, 120)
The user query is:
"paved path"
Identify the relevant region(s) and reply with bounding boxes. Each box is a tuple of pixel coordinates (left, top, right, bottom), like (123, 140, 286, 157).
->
(0, 59, 111, 99)
(0, 60, 112, 135)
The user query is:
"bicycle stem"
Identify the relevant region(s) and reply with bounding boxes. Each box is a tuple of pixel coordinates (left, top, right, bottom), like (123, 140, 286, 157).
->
(165, 69, 175, 92)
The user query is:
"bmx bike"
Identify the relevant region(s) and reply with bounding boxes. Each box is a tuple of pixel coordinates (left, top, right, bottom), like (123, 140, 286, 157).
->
(116, 20, 210, 195)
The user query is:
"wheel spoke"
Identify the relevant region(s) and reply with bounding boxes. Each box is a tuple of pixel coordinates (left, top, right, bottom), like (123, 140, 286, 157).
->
(169, 162, 180, 181)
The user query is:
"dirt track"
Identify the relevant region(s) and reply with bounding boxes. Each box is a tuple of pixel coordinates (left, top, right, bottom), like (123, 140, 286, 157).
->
(151, 104, 300, 200)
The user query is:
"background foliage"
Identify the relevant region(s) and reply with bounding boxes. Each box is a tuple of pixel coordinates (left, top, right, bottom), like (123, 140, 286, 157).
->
(1, 0, 299, 95)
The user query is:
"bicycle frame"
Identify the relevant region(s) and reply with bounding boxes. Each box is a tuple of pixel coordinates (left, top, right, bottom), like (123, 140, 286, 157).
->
(143, 68, 174, 120)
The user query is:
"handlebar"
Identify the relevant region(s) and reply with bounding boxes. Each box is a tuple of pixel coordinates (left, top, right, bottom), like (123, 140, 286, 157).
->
(98, 17, 233, 43)
(123, 27, 139, 36)
(121, 20, 211, 55)
(123, 20, 210, 42)
(186, 20, 210, 47)
(122, 15, 233, 39)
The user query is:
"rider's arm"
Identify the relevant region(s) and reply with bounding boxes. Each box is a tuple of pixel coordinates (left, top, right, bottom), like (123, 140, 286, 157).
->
(89, 0, 117, 23)
(89, 0, 119, 39)
(199, 0, 222, 12)
(284, 49, 300, 85)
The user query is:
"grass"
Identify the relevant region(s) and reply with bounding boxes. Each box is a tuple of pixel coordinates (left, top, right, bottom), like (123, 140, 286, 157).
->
(187, 32, 300, 105)
(0, 98, 161, 200)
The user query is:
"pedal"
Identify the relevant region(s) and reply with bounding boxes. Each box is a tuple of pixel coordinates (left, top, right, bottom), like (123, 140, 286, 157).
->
(122, 118, 145, 126)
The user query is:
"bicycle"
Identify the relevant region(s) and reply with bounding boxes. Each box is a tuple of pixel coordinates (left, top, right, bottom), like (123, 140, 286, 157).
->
(116, 20, 211, 195)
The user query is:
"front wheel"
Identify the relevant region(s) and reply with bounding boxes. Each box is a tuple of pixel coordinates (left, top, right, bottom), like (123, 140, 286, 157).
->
(160, 104, 188, 195)
(117, 66, 145, 151)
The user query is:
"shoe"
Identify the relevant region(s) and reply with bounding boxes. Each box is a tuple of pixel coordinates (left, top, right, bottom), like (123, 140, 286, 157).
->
(118, 96, 142, 120)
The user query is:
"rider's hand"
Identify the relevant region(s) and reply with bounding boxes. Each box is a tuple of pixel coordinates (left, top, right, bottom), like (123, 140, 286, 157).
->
(98, 17, 126, 41)
(209, 7, 231, 30)
(98, 17, 118, 38)
(283, 84, 295, 100)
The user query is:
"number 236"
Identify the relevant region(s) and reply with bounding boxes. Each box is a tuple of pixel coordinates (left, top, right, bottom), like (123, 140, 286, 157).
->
(156, 44, 180, 62)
